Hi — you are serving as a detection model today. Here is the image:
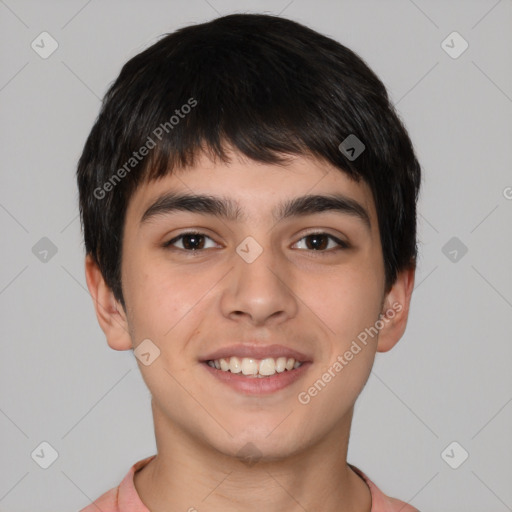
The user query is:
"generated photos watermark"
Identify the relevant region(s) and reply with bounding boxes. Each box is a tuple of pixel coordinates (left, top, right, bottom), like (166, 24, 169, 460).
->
(297, 301, 403, 405)
(93, 97, 198, 200)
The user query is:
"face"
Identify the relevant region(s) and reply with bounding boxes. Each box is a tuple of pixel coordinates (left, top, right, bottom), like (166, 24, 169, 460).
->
(106, 150, 402, 460)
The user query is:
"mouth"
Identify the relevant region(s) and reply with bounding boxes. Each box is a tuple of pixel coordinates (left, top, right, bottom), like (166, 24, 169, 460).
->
(199, 344, 313, 394)
(205, 356, 303, 378)
(200, 355, 312, 395)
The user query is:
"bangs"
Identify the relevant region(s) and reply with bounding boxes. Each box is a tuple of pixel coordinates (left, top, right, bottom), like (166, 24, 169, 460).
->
(101, 21, 376, 191)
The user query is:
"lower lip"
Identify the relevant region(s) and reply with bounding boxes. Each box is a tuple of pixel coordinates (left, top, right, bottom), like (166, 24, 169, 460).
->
(201, 362, 312, 395)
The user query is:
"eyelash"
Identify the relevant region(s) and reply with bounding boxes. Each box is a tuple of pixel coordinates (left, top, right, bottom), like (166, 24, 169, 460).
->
(163, 231, 350, 254)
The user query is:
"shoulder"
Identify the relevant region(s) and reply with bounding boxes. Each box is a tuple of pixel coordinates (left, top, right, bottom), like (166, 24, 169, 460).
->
(78, 455, 155, 512)
(349, 464, 420, 512)
(79, 486, 119, 512)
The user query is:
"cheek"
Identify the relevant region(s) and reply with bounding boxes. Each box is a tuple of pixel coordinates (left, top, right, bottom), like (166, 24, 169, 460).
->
(123, 254, 214, 342)
(308, 262, 384, 347)
(296, 267, 381, 416)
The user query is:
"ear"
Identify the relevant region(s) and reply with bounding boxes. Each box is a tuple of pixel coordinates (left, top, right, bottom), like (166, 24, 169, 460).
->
(84, 254, 132, 351)
(376, 266, 415, 353)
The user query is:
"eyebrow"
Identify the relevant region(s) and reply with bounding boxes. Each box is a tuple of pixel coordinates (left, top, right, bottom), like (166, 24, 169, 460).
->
(140, 192, 371, 231)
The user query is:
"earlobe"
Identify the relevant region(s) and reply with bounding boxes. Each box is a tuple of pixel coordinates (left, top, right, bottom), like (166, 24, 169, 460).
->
(376, 266, 415, 353)
(84, 255, 132, 351)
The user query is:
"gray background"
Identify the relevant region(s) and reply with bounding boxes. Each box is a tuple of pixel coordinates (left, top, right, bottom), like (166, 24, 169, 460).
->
(1, 0, 511, 510)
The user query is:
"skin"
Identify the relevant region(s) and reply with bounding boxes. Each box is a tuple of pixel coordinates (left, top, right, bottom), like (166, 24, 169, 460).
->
(85, 148, 415, 512)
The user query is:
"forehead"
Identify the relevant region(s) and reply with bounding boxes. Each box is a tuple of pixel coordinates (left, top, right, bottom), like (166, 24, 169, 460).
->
(126, 151, 378, 230)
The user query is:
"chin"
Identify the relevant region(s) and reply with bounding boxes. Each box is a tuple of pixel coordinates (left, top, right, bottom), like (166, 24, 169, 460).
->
(210, 427, 302, 463)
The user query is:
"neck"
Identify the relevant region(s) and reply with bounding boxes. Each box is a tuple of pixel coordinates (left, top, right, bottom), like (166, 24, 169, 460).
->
(134, 403, 371, 512)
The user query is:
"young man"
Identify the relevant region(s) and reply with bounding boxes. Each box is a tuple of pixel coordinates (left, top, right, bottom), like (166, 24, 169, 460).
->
(78, 13, 421, 512)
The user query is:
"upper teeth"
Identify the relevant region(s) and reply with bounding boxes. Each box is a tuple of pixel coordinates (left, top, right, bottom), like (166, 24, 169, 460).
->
(207, 356, 302, 377)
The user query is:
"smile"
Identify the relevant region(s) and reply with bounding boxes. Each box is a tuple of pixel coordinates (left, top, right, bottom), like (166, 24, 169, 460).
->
(207, 356, 302, 377)
(202, 359, 311, 395)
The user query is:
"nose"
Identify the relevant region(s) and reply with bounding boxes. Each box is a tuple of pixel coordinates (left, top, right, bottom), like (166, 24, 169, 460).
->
(220, 240, 298, 327)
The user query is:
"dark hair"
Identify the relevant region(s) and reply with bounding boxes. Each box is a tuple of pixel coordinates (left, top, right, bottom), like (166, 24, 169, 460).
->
(77, 13, 421, 308)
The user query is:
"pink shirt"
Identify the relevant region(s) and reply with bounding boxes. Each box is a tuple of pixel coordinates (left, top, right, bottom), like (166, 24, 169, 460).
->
(79, 455, 419, 512)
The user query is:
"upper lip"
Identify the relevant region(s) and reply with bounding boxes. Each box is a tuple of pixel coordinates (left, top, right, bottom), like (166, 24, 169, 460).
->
(200, 344, 312, 363)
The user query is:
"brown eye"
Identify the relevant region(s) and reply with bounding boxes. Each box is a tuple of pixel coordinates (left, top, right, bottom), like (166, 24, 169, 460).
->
(164, 232, 216, 251)
(293, 233, 349, 251)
